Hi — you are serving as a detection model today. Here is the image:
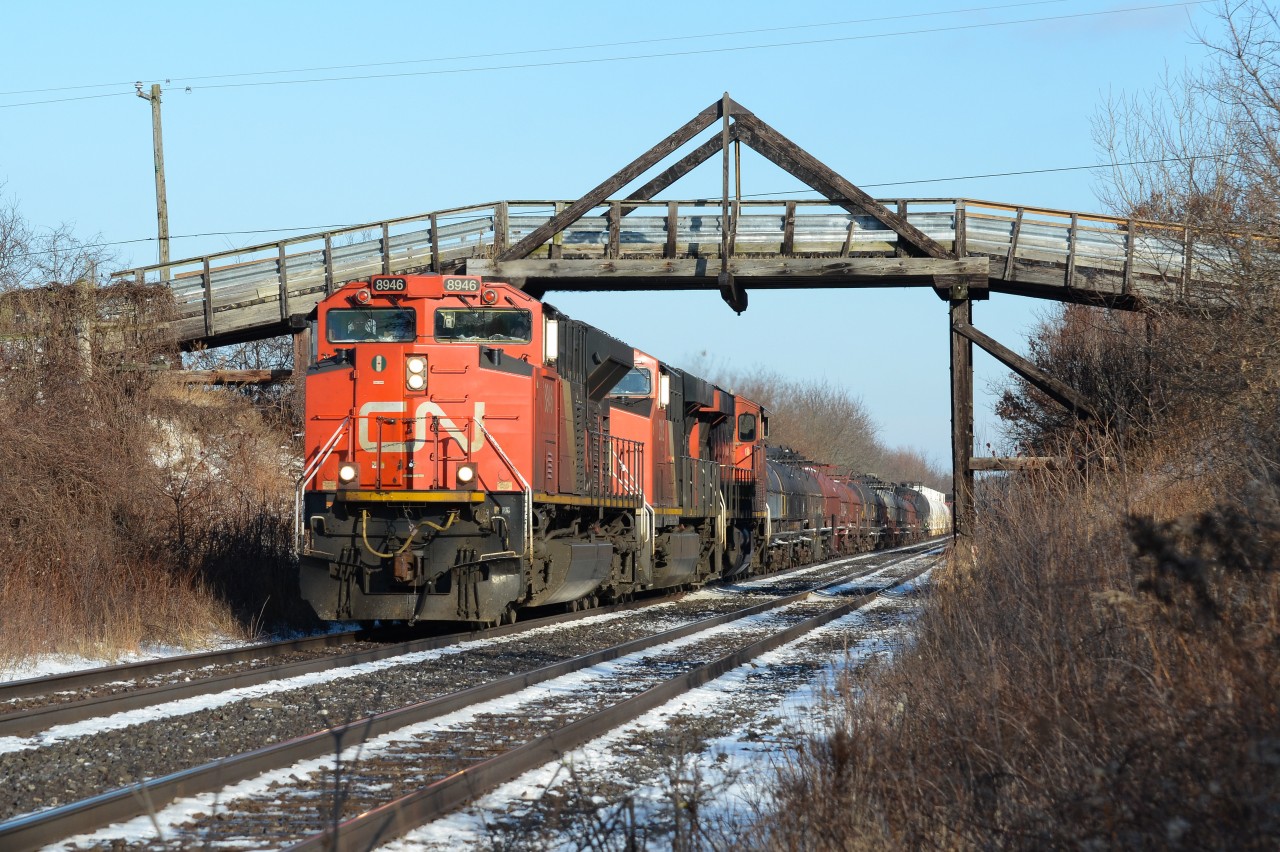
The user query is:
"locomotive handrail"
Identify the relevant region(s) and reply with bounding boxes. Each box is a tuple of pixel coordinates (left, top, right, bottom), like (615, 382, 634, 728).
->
(639, 501, 655, 567)
(294, 415, 352, 554)
(610, 447, 656, 568)
(610, 444, 645, 498)
(474, 421, 533, 563)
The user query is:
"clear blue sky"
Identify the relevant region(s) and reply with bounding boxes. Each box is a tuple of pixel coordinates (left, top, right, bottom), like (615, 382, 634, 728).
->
(0, 0, 1217, 466)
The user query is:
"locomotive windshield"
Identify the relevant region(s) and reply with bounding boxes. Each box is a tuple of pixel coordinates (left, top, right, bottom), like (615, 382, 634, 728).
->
(434, 308, 532, 343)
(610, 367, 652, 397)
(326, 308, 417, 343)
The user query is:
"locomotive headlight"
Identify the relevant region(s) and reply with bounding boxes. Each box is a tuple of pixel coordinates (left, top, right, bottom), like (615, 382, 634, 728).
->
(456, 463, 477, 486)
(338, 463, 359, 483)
(405, 356, 426, 391)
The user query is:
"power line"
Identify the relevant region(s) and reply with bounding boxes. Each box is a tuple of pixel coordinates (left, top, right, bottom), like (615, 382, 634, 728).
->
(2, 151, 1235, 262)
(0, 0, 1206, 108)
(6, 226, 350, 259)
(771, 153, 1214, 194)
(188, 2, 1211, 94)
(168, 1, 1085, 84)
(0, 1, 1084, 97)
(0, 91, 133, 109)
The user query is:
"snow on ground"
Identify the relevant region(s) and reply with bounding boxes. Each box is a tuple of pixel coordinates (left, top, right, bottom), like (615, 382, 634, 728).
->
(0, 638, 243, 685)
(386, 566, 935, 851)
(2, 540, 934, 685)
(0, 621, 375, 686)
(2, 555, 914, 755)
(0, 600, 707, 757)
(53, 566, 935, 850)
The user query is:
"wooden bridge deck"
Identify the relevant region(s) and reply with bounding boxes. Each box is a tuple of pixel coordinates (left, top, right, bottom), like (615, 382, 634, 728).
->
(112, 197, 1214, 349)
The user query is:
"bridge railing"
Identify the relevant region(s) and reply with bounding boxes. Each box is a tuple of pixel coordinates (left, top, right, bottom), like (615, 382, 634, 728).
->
(112, 201, 526, 345)
(111, 198, 1216, 348)
(959, 199, 1213, 300)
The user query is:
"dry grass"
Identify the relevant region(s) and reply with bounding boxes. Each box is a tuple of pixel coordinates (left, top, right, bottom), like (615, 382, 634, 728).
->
(755, 429, 1280, 850)
(0, 283, 309, 667)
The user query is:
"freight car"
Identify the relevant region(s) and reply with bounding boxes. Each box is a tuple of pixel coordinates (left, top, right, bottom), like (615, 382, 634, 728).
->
(295, 274, 948, 625)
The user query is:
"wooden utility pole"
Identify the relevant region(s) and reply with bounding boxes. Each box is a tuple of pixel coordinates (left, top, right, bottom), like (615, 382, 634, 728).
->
(136, 83, 170, 281)
(950, 290, 975, 569)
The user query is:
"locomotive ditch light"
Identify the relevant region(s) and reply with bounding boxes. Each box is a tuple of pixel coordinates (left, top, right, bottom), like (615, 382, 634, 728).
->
(456, 463, 477, 488)
(338, 463, 359, 483)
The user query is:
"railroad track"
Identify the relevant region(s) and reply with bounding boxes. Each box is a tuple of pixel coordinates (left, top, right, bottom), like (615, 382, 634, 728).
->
(0, 630, 362, 713)
(0, 539, 933, 738)
(0, 596, 693, 740)
(1, 541, 942, 850)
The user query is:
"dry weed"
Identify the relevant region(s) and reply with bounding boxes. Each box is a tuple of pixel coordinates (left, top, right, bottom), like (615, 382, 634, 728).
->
(0, 282, 306, 667)
(755, 432, 1279, 850)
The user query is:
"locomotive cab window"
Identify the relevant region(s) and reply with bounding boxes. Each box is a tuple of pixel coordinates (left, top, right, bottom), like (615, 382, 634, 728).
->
(434, 308, 532, 343)
(326, 308, 417, 343)
(610, 367, 652, 397)
(738, 413, 757, 442)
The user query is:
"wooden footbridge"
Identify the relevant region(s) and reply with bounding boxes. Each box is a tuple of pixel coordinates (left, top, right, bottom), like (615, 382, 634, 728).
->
(109, 95, 1226, 551)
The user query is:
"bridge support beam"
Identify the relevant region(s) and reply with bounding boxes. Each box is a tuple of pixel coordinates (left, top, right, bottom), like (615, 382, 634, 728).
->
(952, 320, 1098, 421)
(291, 315, 311, 421)
(949, 289, 976, 569)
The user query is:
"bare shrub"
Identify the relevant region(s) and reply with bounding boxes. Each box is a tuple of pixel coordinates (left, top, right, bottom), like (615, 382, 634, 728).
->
(0, 280, 245, 661)
(756, 433, 1279, 849)
(0, 203, 307, 664)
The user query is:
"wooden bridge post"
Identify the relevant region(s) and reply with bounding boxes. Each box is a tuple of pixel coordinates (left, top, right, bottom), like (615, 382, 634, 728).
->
(950, 287, 975, 568)
(291, 319, 312, 423)
(75, 265, 94, 379)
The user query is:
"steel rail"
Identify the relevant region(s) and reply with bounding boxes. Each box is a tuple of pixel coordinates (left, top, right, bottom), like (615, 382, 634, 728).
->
(0, 630, 361, 703)
(0, 547, 931, 851)
(292, 557, 938, 851)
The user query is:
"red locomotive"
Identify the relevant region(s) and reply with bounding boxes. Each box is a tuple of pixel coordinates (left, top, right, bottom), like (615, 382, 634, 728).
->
(296, 274, 949, 624)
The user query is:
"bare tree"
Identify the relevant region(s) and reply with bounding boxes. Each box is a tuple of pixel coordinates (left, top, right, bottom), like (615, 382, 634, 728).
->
(724, 369, 881, 471)
(994, 304, 1166, 453)
(993, 1, 1280, 469)
(0, 186, 113, 291)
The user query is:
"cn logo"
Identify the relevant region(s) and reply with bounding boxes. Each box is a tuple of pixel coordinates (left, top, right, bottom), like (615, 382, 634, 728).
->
(357, 401, 487, 453)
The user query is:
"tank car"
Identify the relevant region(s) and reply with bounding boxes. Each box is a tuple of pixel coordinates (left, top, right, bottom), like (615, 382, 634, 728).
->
(908, 484, 952, 536)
